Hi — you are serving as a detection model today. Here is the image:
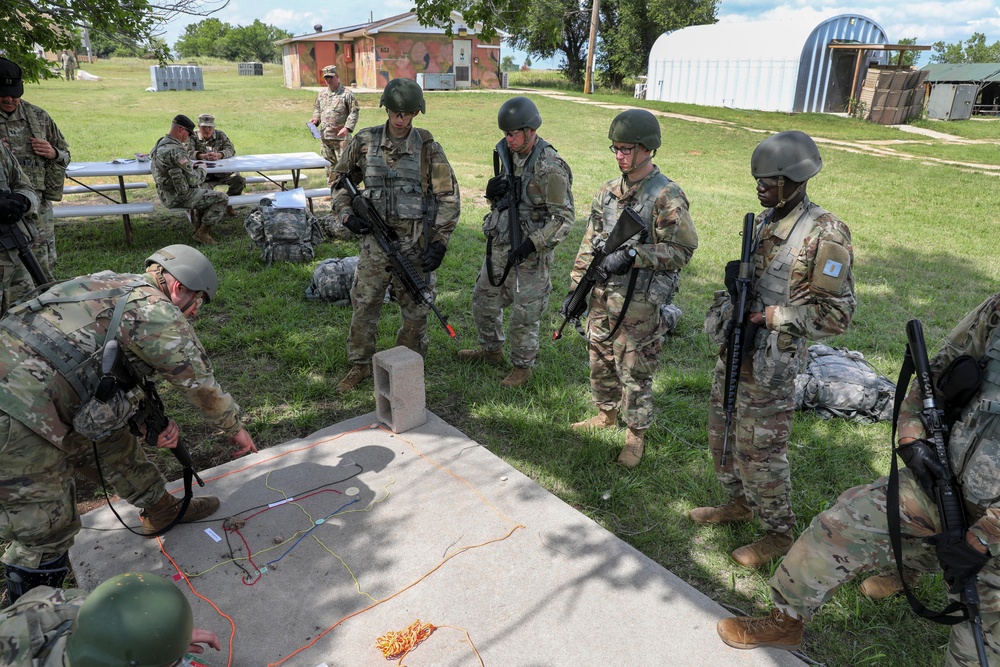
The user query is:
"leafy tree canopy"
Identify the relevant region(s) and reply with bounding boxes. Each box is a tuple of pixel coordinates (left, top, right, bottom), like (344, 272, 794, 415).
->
(930, 32, 1000, 64)
(174, 18, 291, 62)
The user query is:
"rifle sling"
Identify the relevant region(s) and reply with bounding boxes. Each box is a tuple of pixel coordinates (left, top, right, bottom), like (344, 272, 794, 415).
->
(595, 267, 640, 344)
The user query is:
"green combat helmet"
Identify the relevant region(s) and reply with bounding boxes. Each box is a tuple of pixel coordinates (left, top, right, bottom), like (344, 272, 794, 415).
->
(608, 109, 661, 151)
(64, 572, 194, 667)
(498, 96, 542, 131)
(147, 244, 219, 302)
(380, 78, 426, 115)
(750, 130, 822, 183)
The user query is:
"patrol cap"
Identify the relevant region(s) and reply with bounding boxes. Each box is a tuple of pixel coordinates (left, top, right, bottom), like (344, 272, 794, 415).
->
(322, 65, 338, 78)
(147, 244, 219, 302)
(197, 113, 215, 127)
(0, 57, 24, 98)
(172, 114, 195, 132)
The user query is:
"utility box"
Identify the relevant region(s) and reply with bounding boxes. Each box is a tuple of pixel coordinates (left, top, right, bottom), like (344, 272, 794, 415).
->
(416, 73, 455, 91)
(238, 62, 264, 76)
(149, 65, 204, 91)
(927, 83, 978, 120)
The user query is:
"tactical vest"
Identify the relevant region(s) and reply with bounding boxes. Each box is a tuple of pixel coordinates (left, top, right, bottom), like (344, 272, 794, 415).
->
(2, 102, 66, 202)
(363, 126, 426, 223)
(0, 586, 85, 666)
(598, 172, 680, 304)
(751, 201, 825, 310)
(514, 139, 550, 235)
(950, 327, 1000, 512)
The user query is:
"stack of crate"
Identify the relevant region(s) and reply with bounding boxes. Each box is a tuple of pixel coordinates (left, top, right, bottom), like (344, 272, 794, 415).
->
(237, 62, 264, 76)
(860, 66, 929, 125)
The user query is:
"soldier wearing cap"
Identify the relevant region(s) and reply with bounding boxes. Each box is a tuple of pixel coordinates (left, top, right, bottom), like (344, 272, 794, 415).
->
(330, 78, 460, 393)
(310, 65, 359, 184)
(150, 114, 229, 244)
(0, 57, 70, 294)
(690, 131, 856, 568)
(189, 113, 245, 218)
(0, 245, 257, 603)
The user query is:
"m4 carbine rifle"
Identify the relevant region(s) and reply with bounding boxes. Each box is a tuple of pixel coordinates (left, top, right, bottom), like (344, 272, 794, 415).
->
(339, 176, 456, 338)
(488, 139, 525, 289)
(553, 207, 645, 340)
(0, 191, 46, 286)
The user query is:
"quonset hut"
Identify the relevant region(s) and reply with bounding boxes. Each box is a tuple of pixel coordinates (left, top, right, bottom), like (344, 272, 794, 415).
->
(646, 15, 890, 113)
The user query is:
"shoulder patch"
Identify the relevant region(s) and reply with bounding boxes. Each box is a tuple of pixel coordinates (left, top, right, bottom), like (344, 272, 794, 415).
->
(813, 241, 851, 293)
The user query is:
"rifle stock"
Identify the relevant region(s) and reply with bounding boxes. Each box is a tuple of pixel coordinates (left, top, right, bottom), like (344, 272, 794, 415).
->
(553, 207, 644, 340)
(0, 196, 46, 286)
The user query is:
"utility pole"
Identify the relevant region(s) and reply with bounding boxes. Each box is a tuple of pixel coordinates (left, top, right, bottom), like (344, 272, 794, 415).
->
(583, 0, 600, 94)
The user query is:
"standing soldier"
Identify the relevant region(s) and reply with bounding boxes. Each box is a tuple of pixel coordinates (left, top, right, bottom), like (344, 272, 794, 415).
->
(566, 109, 698, 467)
(189, 113, 245, 218)
(310, 65, 359, 183)
(60, 51, 77, 81)
(458, 97, 574, 388)
(0, 57, 70, 289)
(330, 78, 459, 393)
(151, 114, 228, 245)
(691, 131, 856, 567)
(0, 140, 38, 316)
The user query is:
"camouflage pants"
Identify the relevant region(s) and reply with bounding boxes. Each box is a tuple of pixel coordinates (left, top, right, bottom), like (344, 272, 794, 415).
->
(0, 413, 166, 568)
(471, 248, 553, 368)
(771, 468, 1000, 666)
(347, 233, 436, 364)
(204, 172, 246, 196)
(174, 188, 228, 229)
(707, 356, 796, 533)
(29, 202, 57, 272)
(0, 250, 32, 318)
(322, 139, 348, 185)
(586, 286, 667, 431)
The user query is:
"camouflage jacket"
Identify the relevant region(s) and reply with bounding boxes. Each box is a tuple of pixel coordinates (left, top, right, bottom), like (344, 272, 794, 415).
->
(0, 271, 243, 451)
(0, 100, 71, 203)
(0, 586, 86, 666)
(331, 123, 460, 248)
(151, 134, 206, 208)
(752, 197, 856, 341)
(0, 141, 39, 256)
(570, 167, 698, 290)
(313, 84, 359, 141)
(188, 128, 237, 160)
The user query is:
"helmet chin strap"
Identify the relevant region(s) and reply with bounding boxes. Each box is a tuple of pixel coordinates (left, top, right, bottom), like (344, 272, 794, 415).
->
(622, 149, 655, 176)
(774, 176, 804, 209)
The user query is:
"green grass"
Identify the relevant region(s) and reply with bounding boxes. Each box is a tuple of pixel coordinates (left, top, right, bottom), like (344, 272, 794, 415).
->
(22, 59, 1000, 666)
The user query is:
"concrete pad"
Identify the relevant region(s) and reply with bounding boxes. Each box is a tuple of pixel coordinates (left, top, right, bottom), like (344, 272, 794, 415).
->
(70, 412, 804, 667)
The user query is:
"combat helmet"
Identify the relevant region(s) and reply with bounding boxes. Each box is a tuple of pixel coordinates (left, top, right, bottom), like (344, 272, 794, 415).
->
(146, 244, 219, 301)
(380, 78, 426, 115)
(751, 130, 822, 182)
(498, 96, 542, 131)
(64, 572, 193, 667)
(608, 109, 661, 151)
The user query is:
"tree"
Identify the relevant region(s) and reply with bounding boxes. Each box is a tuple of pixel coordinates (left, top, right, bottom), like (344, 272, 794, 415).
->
(174, 18, 232, 59)
(930, 32, 1000, 64)
(893, 37, 920, 68)
(500, 55, 516, 72)
(221, 20, 291, 63)
(1, 0, 229, 81)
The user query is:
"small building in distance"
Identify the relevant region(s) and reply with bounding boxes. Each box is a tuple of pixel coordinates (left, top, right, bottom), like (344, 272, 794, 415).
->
(921, 63, 1000, 119)
(275, 11, 502, 90)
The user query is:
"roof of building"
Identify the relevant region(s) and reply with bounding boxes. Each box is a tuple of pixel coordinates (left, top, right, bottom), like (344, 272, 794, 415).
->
(274, 10, 499, 44)
(921, 63, 1000, 83)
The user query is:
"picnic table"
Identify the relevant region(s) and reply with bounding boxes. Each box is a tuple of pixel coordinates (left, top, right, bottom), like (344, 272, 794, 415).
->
(59, 151, 329, 242)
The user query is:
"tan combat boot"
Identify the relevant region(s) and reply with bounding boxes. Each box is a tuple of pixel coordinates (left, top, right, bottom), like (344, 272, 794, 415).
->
(571, 409, 619, 431)
(500, 366, 532, 388)
(336, 364, 371, 393)
(731, 532, 794, 568)
(859, 568, 919, 601)
(617, 427, 645, 468)
(225, 205, 238, 218)
(192, 225, 217, 245)
(457, 348, 505, 365)
(717, 608, 804, 651)
(140, 492, 220, 536)
(688, 496, 753, 525)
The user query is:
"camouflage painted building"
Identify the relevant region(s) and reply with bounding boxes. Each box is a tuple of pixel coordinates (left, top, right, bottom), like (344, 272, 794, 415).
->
(276, 11, 503, 90)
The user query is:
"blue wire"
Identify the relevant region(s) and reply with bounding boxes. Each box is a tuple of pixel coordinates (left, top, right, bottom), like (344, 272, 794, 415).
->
(264, 497, 360, 567)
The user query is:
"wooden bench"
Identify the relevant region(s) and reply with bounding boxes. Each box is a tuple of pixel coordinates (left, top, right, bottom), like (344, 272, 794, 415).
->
(53, 202, 156, 219)
(63, 182, 148, 195)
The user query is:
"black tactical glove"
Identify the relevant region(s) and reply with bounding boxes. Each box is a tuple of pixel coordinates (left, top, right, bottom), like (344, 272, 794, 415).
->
(897, 439, 950, 499)
(421, 241, 447, 272)
(600, 247, 636, 277)
(0, 193, 30, 225)
(485, 175, 509, 204)
(344, 214, 371, 235)
(724, 260, 741, 303)
(510, 238, 535, 263)
(559, 291, 576, 319)
(926, 533, 990, 593)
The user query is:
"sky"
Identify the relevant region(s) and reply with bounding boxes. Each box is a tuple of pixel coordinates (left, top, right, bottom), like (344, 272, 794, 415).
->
(159, 0, 1000, 69)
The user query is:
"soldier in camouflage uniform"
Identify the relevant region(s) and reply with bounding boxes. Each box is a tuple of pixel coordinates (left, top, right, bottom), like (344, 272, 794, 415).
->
(311, 65, 359, 184)
(565, 109, 698, 468)
(458, 97, 574, 388)
(330, 78, 460, 393)
(0, 139, 38, 316)
(0, 57, 68, 287)
(718, 293, 1000, 665)
(0, 572, 220, 666)
(151, 114, 228, 245)
(189, 113, 245, 218)
(690, 131, 856, 568)
(60, 51, 77, 81)
(0, 245, 257, 602)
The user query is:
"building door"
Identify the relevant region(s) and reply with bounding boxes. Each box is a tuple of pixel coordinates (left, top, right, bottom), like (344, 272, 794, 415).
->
(825, 51, 856, 112)
(453, 40, 472, 88)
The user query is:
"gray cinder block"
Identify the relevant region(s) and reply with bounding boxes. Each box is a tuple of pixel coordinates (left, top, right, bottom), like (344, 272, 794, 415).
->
(372, 346, 426, 433)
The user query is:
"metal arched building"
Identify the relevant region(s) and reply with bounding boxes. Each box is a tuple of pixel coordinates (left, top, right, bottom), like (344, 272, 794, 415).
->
(646, 15, 890, 113)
